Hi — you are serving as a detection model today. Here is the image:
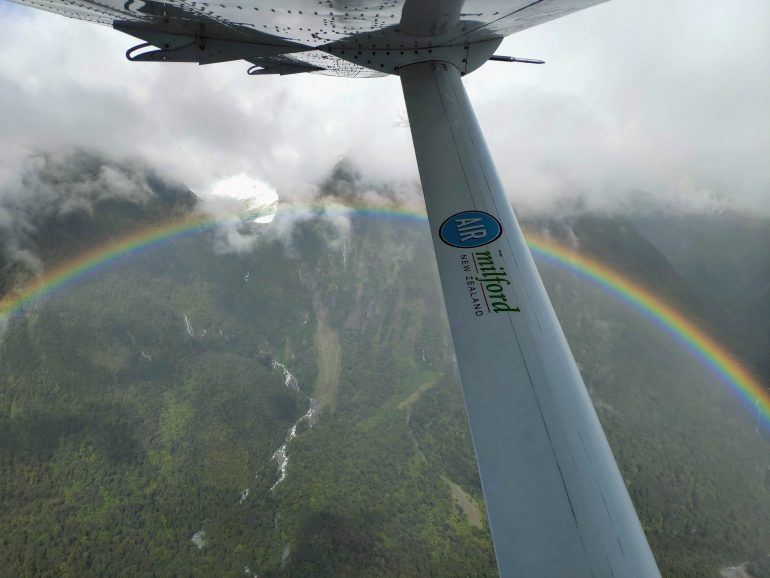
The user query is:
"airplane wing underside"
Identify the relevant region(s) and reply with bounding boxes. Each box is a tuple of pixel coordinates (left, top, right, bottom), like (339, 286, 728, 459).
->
(10, 0, 607, 76)
(8, 0, 663, 576)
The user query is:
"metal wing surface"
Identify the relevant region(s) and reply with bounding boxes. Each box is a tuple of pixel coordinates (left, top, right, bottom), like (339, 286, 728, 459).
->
(8, 0, 607, 76)
(8, 0, 663, 575)
(401, 61, 659, 577)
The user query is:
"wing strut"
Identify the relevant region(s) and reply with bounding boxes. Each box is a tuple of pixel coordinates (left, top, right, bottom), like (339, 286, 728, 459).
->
(399, 61, 660, 578)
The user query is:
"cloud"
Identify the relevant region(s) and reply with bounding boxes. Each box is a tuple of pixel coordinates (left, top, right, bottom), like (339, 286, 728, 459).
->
(0, 6, 412, 201)
(466, 0, 770, 214)
(0, 149, 165, 269)
(0, 0, 767, 216)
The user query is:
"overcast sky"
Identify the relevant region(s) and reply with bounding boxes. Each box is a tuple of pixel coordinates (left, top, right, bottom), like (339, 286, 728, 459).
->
(0, 0, 768, 214)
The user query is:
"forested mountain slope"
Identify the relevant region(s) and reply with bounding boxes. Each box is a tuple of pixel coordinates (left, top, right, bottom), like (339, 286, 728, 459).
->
(633, 213, 770, 379)
(0, 154, 768, 577)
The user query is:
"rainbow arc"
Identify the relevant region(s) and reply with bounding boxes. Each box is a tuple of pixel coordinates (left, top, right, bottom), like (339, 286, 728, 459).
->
(1, 202, 767, 427)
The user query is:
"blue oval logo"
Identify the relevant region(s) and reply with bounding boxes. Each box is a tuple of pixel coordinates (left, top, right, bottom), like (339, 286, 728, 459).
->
(439, 210, 502, 248)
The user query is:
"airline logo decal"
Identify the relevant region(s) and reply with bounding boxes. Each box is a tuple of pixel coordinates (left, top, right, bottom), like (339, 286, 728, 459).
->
(439, 210, 502, 249)
(459, 250, 520, 316)
(439, 210, 520, 316)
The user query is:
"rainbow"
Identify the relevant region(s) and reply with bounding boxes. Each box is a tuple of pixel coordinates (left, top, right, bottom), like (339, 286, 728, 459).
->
(0, 204, 424, 317)
(527, 235, 770, 429)
(1, 202, 767, 427)
(0, 212, 217, 319)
